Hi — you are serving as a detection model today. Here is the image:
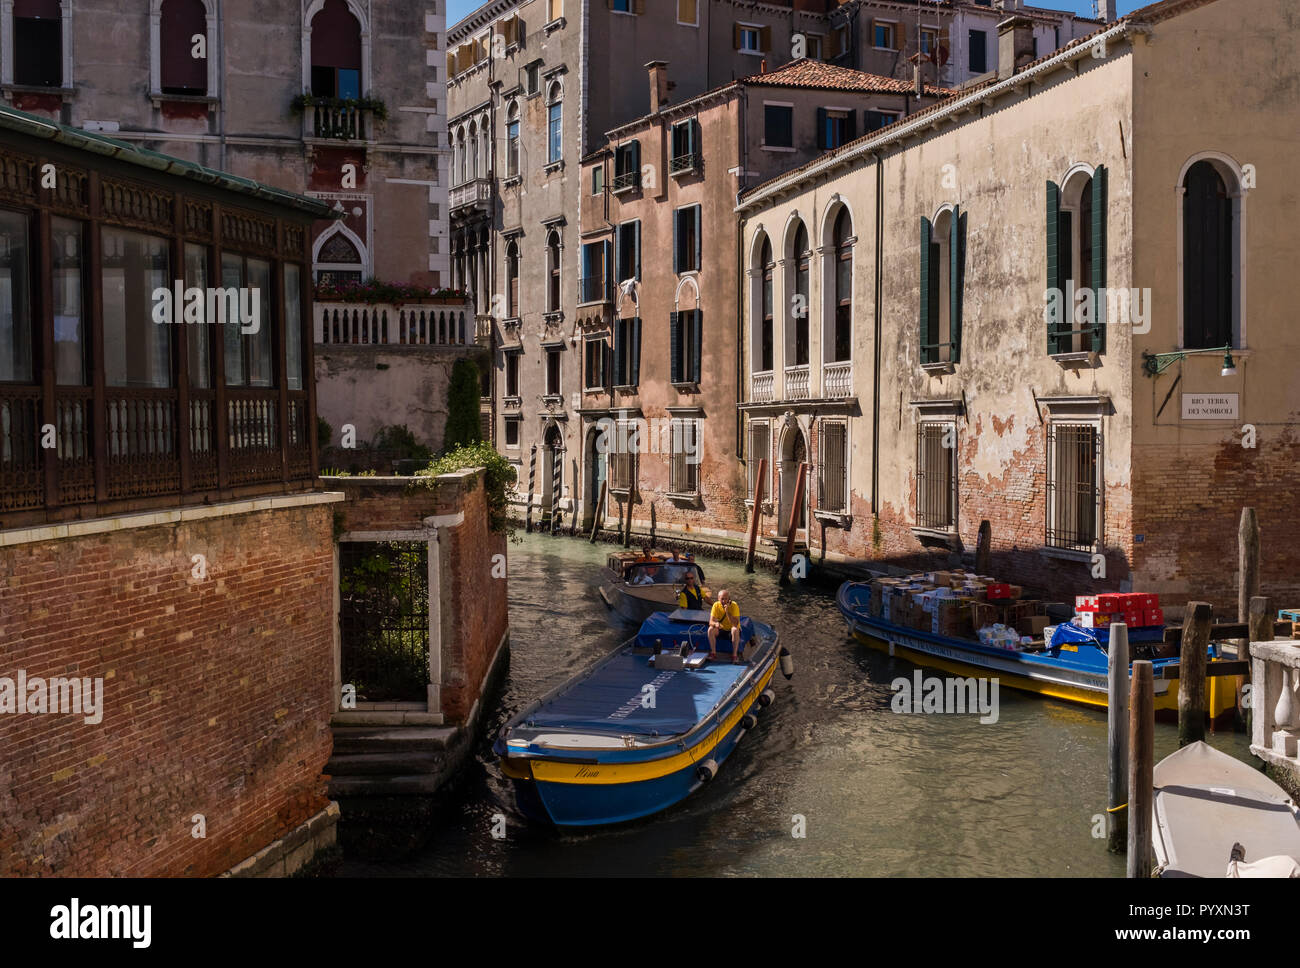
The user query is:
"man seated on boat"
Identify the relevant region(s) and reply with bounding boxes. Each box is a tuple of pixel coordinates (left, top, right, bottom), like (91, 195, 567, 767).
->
(632, 564, 658, 585)
(708, 590, 744, 663)
(678, 571, 706, 610)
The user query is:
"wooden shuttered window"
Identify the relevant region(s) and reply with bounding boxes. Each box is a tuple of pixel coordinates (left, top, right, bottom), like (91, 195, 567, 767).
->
(630, 316, 641, 385)
(1046, 180, 1063, 354)
(919, 211, 963, 364)
(614, 319, 626, 386)
(920, 216, 937, 363)
(1046, 167, 1108, 355)
(1091, 165, 1107, 353)
(669, 311, 680, 384)
(759, 26, 771, 51)
(733, 23, 743, 49)
(950, 206, 964, 364)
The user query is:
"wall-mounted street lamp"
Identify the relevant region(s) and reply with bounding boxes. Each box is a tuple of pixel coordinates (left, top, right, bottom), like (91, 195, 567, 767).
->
(1141, 344, 1237, 378)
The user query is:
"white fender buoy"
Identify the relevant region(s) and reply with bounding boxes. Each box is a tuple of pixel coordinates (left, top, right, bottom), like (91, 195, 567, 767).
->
(758, 689, 776, 708)
(742, 713, 758, 729)
(779, 645, 794, 679)
(696, 758, 719, 782)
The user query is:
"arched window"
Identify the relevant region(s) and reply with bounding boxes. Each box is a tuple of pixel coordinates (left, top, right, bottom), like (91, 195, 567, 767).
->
(760, 238, 774, 373)
(788, 220, 810, 368)
(831, 208, 853, 363)
(160, 0, 208, 95)
(1183, 160, 1238, 349)
(546, 231, 561, 313)
(506, 240, 521, 318)
(1046, 166, 1106, 355)
(506, 102, 521, 178)
(310, 0, 362, 98)
(468, 120, 479, 180)
(315, 228, 364, 286)
(547, 82, 563, 164)
(13, 0, 63, 87)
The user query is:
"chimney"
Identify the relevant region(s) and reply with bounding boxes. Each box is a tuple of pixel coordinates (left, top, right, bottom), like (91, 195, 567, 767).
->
(646, 60, 669, 113)
(997, 16, 1035, 80)
(1099, 0, 1117, 21)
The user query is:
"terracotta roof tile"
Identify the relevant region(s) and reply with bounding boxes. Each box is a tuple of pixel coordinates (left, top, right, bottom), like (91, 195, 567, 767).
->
(740, 58, 954, 98)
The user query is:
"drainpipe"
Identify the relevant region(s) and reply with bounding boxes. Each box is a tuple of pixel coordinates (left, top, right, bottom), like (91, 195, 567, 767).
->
(217, 0, 227, 170)
(871, 151, 884, 515)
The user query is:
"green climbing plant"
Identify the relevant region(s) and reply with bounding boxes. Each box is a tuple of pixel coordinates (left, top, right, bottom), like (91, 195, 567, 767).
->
(444, 358, 483, 452)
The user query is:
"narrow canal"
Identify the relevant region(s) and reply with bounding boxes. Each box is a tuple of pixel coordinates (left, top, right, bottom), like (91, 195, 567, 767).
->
(342, 532, 1252, 877)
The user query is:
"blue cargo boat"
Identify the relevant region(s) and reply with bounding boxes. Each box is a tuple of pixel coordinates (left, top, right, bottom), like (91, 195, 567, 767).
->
(837, 580, 1238, 717)
(494, 609, 791, 826)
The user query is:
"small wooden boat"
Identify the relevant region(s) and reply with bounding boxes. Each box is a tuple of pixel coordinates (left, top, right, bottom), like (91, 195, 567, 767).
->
(597, 550, 709, 625)
(837, 580, 1239, 717)
(493, 608, 792, 826)
(1152, 741, 1300, 878)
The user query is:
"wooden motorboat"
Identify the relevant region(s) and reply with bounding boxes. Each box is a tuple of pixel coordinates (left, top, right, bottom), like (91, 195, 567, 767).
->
(597, 550, 710, 625)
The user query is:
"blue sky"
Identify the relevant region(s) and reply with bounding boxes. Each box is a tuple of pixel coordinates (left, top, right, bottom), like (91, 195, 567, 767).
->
(444, 0, 1147, 31)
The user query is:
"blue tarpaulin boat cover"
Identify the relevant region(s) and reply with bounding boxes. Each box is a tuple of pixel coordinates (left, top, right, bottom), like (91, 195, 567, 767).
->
(634, 611, 756, 654)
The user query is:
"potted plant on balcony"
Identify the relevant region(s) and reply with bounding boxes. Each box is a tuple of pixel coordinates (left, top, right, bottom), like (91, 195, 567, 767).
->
(314, 278, 470, 305)
(290, 93, 389, 139)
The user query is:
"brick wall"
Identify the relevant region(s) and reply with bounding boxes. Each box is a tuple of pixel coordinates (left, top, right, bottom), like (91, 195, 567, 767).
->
(332, 471, 509, 724)
(1131, 434, 1300, 612)
(437, 476, 509, 721)
(0, 500, 337, 877)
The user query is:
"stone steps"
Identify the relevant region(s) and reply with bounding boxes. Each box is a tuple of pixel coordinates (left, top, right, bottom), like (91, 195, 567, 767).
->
(330, 725, 459, 755)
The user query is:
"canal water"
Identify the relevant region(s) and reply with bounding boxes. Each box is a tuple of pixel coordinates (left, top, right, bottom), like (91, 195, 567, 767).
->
(342, 532, 1252, 877)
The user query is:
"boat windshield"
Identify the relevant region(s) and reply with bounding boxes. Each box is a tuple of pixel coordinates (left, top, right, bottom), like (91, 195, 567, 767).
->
(626, 562, 701, 585)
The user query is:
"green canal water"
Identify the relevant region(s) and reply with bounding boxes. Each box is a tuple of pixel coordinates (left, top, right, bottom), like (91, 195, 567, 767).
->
(342, 532, 1253, 877)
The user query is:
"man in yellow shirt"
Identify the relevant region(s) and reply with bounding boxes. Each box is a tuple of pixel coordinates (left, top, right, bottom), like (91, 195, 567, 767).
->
(708, 589, 743, 663)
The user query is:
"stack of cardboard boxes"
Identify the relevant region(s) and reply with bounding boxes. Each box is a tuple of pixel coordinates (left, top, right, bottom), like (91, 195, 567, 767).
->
(867, 570, 1051, 647)
(1072, 593, 1164, 629)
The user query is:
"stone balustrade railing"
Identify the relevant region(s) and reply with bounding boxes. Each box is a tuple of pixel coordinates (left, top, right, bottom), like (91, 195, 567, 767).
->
(1250, 638, 1300, 781)
(316, 300, 478, 346)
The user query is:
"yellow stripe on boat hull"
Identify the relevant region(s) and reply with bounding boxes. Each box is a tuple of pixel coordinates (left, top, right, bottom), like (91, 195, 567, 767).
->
(519, 661, 779, 785)
(852, 629, 1237, 719)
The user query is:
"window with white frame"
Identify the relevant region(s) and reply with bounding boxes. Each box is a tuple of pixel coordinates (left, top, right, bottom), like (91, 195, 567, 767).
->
(916, 420, 956, 532)
(819, 420, 848, 514)
(504, 350, 520, 398)
(158, 0, 210, 96)
(1045, 420, 1102, 552)
(872, 20, 897, 50)
(505, 416, 521, 448)
(735, 23, 765, 54)
(546, 82, 563, 164)
(505, 102, 521, 177)
(583, 335, 607, 390)
(677, 0, 697, 26)
(669, 418, 699, 496)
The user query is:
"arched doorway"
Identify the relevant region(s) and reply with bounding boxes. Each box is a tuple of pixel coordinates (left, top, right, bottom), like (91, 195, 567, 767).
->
(541, 423, 564, 526)
(777, 421, 808, 537)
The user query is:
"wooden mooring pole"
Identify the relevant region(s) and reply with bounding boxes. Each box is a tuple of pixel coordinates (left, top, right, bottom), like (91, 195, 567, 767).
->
(589, 480, 607, 543)
(549, 446, 563, 535)
(1246, 594, 1272, 734)
(523, 444, 537, 534)
(975, 520, 991, 576)
(622, 459, 636, 548)
(778, 462, 808, 586)
(1107, 622, 1130, 854)
(1179, 601, 1213, 747)
(1127, 660, 1155, 878)
(744, 458, 767, 573)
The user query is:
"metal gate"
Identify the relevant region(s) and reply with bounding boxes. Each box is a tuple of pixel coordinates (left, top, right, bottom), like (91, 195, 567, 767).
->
(339, 541, 430, 702)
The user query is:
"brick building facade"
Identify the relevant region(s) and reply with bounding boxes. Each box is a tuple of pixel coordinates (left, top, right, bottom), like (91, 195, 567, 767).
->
(736, 0, 1300, 609)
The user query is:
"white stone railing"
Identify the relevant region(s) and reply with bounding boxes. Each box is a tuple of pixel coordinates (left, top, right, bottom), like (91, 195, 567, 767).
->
(316, 300, 477, 346)
(449, 177, 492, 215)
(1250, 638, 1300, 781)
(751, 371, 774, 403)
(824, 360, 853, 399)
(785, 364, 810, 401)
